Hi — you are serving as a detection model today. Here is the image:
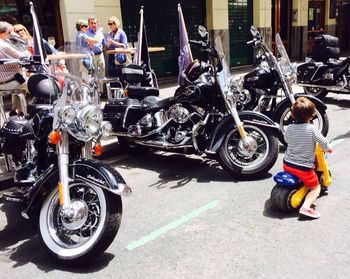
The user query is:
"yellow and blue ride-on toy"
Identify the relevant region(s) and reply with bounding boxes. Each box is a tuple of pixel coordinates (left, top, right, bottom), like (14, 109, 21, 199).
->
(270, 144, 332, 212)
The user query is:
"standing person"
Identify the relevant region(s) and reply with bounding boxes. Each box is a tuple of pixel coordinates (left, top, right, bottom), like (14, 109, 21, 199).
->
(106, 16, 128, 77)
(0, 21, 30, 115)
(86, 17, 105, 84)
(283, 97, 332, 219)
(75, 19, 93, 79)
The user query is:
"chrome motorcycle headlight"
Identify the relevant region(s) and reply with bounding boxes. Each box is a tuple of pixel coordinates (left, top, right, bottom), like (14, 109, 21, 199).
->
(58, 105, 76, 125)
(101, 121, 113, 138)
(76, 105, 103, 135)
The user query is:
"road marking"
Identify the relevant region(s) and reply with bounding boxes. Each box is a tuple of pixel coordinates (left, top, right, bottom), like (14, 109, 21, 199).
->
(126, 200, 219, 251)
(330, 138, 345, 148)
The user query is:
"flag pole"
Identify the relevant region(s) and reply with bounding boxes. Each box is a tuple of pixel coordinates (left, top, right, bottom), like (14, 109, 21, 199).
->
(137, 6, 144, 66)
(178, 3, 193, 61)
(30, 2, 45, 65)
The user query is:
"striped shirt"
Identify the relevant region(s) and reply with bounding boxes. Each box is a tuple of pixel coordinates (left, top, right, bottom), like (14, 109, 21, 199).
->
(0, 38, 30, 82)
(284, 123, 331, 168)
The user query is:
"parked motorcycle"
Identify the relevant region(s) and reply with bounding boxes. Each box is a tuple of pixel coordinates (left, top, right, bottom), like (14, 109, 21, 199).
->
(270, 144, 332, 212)
(237, 26, 329, 139)
(0, 54, 131, 263)
(297, 34, 350, 99)
(103, 26, 280, 179)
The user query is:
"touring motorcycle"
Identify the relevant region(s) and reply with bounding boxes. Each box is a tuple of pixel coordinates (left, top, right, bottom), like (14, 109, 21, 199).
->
(270, 144, 332, 212)
(0, 53, 131, 263)
(103, 26, 281, 179)
(235, 26, 329, 138)
(297, 34, 350, 99)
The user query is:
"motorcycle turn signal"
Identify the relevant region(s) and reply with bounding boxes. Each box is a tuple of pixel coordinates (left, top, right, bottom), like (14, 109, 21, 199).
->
(93, 143, 103, 156)
(48, 130, 61, 145)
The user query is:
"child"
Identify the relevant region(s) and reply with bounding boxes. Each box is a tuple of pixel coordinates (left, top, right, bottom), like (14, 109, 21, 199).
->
(283, 97, 332, 219)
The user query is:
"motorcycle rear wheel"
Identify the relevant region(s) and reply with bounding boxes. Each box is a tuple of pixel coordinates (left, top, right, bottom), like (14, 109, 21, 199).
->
(303, 87, 328, 100)
(39, 181, 122, 264)
(270, 185, 299, 212)
(218, 124, 279, 179)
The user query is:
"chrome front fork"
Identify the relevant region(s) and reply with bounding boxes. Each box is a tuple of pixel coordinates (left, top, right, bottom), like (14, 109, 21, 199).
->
(225, 96, 247, 141)
(57, 131, 72, 216)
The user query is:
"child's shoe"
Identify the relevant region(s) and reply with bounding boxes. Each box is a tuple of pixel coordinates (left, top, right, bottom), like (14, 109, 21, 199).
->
(299, 207, 320, 219)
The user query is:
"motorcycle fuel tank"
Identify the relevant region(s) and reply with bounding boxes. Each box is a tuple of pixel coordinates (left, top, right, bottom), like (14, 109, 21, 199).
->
(243, 68, 273, 90)
(173, 82, 212, 106)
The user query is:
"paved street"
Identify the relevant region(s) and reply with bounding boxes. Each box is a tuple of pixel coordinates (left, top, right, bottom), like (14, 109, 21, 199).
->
(1, 83, 350, 278)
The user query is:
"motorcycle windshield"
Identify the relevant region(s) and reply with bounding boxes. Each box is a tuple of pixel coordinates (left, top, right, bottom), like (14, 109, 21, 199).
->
(215, 36, 229, 93)
(51, 43, 94, 128)
(275, 33, 292, 75)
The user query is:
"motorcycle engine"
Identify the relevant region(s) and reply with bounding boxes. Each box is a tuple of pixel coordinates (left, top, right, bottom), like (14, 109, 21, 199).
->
(167, 104, 191, 124)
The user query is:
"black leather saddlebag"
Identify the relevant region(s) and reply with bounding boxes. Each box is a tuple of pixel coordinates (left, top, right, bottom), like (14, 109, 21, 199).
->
(103, 98, 141, 130)
(0, 118, 31, 155)
(312, 34, 340, 62)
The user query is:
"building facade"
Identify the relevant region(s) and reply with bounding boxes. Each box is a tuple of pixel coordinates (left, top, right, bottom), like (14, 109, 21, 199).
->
(1, 0, 349, 76)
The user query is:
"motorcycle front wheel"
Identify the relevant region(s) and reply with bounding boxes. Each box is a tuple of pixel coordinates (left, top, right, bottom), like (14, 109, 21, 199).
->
(303, 87, 328, 100)
(218, 125, 279, 179)
(39, 181, 122, 264)
(275, 102, 329, 138)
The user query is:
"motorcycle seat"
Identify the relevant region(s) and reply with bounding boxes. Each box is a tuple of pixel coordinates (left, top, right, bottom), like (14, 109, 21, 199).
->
(140, 96, 173, 112)
(273, 171, 302, 187)
(326, 58, 349, 67)
(127, 85, 159, 101)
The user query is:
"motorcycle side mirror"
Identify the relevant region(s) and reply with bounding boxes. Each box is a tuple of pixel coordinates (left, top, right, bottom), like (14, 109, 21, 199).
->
(198, 25, 208, 38)
(250, 26, 259, 37)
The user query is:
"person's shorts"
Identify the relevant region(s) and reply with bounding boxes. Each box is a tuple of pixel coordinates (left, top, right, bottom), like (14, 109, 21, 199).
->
(283, 163, 318, 188)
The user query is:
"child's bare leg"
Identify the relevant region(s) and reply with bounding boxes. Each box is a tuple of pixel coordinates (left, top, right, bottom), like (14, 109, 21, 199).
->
(302, 185, 321, 209)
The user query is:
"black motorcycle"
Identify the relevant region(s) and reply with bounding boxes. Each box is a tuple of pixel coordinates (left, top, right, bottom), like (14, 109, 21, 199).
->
(297, 34, 350, 100)
(103, 26, 280, 179)
(238, 26, 329, 138)
(0, 59, 131, 263)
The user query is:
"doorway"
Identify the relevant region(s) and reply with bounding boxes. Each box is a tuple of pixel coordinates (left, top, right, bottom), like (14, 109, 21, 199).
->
(272, 0, 292, 54)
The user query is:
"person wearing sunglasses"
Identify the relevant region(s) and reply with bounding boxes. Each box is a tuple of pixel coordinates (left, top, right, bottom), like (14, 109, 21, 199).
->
(0, 21, 31, 116)
(13, 23, 56, 56)
(106, 16, 128, 78)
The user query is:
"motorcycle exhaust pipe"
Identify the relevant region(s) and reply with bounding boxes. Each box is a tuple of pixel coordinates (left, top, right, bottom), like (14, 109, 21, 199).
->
(134, 138, 192, 149)
(296, 75, 348, 92)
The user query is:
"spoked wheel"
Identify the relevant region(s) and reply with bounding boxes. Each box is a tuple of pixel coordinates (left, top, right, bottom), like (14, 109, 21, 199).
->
(39, 181, 122, 264)
(218, 125, 279, 179)
(275, 101, 329, 140)
(303, 87, 328, 100)
(270, 185, 299, 212)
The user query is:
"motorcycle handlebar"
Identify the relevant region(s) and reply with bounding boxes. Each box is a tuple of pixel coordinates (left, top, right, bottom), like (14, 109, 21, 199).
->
(246, 40, 255, 46)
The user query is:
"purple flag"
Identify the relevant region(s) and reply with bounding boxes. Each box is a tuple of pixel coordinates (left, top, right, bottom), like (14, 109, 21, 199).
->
(178, 3, 193, 86)
(30, 2, 47, 65)
(133, 7, 156, 88)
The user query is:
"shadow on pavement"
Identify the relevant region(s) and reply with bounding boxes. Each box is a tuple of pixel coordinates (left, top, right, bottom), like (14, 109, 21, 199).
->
(262, 199, 299, 220)
(101, 142, 276, 188)
(0, 203, 115, 273)
(324, 95, 350, 109)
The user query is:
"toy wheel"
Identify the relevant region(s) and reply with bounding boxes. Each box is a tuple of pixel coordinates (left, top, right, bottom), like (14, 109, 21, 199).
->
(270, 185, 299, 212)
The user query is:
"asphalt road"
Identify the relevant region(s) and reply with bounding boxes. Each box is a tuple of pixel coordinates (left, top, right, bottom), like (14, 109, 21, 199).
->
(1, 88, 350, 278)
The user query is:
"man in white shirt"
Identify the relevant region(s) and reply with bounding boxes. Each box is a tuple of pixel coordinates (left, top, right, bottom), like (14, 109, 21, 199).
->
(0, 21, 30, 115)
